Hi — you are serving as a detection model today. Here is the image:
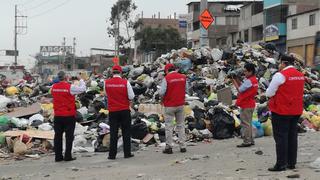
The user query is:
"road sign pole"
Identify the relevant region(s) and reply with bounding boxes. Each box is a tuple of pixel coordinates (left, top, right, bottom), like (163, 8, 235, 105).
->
(200, 0, 208, 47)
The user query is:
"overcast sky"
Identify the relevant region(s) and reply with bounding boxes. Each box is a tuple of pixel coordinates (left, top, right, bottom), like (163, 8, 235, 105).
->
(0, 0, 191, 67)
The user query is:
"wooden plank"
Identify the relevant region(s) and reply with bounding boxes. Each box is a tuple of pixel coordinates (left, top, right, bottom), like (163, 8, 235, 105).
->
(217, 86, 232, 106)
(6, 103, 41, 118)
(3, 130, 54, 140)
(138, 104, 163, 115)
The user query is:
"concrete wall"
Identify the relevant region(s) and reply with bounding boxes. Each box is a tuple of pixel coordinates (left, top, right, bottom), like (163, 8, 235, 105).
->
(287, 10, 320, 40)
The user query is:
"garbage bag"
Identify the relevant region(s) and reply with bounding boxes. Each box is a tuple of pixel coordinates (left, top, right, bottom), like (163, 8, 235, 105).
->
(211, 48, 223, 61)
(0, 116, 10, 125)
(10, 117, 28, 128)
(29, 114, 44, 126)
(176, 58, 192, 73)
(0, 132, 5, 145)
(252, 121, 264, 138)
(262, 119, 273, 136)
(6, 86, 19, 96)
(131, 82, 147, 96)
(0, 95, 12, 110)
(131, 119, 148, 140)
(310, 116, 320, 129)
(38, 123, 53, 131)
(0, 124, 10, 132)
(208, 107, 235, 139)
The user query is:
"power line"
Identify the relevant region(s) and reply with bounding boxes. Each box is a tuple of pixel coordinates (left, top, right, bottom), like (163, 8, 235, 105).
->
(21, 0, 39, 6)
(26, 0, 53, 11)
(29, 0, 72, 19)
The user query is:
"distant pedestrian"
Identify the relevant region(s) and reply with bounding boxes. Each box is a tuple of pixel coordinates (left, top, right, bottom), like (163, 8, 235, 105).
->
(266, 55, 304, 171)
(160, 63, 187, 154)
(231, 63, 258, 148)
(51, 71, 86, 162)
(105, 65, 135, 160)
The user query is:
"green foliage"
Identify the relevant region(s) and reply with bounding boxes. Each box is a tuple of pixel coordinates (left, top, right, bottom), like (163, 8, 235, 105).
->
(135, 26, 187, 56)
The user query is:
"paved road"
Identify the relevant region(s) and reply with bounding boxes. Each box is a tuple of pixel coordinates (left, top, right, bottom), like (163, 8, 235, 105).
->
(1, 132, 320, 180)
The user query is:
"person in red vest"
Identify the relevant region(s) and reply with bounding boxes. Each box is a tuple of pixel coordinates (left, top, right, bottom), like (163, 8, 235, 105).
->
(105, 65, 135, 160)
(231, 63, 258, 148)
(266, 55, 305, 171)
(51, 71, 86, 162)
(160, 63, 187, 154)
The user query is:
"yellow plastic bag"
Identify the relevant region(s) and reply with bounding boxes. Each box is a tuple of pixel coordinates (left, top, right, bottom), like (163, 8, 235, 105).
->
(41, 103, 53, 111)
(23, 86, 33, 95)
(6, 86, 19, 96)
(310, 116, 320, 129)
(262, 118, 273, 136)
(184, 105, 193, 117)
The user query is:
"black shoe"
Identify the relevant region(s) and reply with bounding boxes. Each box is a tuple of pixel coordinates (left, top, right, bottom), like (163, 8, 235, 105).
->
(64, 157, 76, 161)
(287, 165, 296, 170)
(163, 148, 173, 154)
(55, 158, 63, 162)
(268, 165, 286, 172)
(107, 156, 116, 160)
(180, 148, 187, 153)
(237, 143, 252, 148)
(124, 154, 134, 158)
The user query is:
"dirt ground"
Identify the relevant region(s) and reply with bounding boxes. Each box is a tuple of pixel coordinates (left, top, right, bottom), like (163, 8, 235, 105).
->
(1, 131, 320, 180)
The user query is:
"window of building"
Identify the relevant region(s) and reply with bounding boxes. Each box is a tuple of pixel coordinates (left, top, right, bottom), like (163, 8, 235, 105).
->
(244, 29, 249, 42)
(265, 5, 288, 25)
(251, 3, 263, 15)
(193, 21, 200, 30)
(194, 4, 200, 12)
(292, 18, 297, 30)
(310, 14, 316, 26)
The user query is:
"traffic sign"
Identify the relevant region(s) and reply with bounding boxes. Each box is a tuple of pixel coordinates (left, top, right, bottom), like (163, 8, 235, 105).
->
(199, 9, 214, 30)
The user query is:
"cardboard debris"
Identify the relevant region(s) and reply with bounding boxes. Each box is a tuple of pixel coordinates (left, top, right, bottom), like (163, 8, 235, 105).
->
(6, 103, 41, 118)
(3, 130, 54, 140)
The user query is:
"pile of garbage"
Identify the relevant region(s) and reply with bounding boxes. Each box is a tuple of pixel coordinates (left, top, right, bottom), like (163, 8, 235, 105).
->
(1, 42, 320, 159)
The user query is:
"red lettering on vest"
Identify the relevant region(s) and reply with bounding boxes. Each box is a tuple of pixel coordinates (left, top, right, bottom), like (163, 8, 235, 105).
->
(52, 82, 76, 117)
(105, 77, 130, 112)
(163, 72, 186, 107)
(236, 76, 258, 108)
(269, 67, 304, 115)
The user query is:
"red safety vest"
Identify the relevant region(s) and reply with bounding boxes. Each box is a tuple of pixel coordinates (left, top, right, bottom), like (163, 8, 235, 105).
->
(52, 81, 76, 117)
(269, 67, 305, 115)
(105, 77, 130, 112)
(163, 72, 186, 107)
(236, 76, 258, 108)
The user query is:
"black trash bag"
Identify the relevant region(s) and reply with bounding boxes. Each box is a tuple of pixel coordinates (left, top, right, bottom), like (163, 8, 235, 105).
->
(186, 116, 206, 130)
(312, 93, 320, 103)
(222, 49, 234, 60)
(131, 119, 148, 140)
(304, 94, 313, 109)
(131, 82, 147, 96)
(30, 120, 43, 128)
(265, 43, 277, 52)
(0, 124, 10, 132)
(208, 107, 235, 139)
(204, 100, 219, 108)
(93, 100, 105, 113)
(39, 85, 50, 93)
(75, 111, 84, 122)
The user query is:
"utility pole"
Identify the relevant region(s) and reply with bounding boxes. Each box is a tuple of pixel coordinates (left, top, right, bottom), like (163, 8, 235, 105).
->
(200, 0, 209, 47)
(14, 5, 27, 68)
(14, 5, 17, 67)
(73, 37, 76, 70)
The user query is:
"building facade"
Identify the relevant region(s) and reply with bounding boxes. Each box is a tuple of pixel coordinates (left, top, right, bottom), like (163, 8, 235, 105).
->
(263, 0, 319, 53)
(237, 1, 264, 45)
(287, 8, 320, 66)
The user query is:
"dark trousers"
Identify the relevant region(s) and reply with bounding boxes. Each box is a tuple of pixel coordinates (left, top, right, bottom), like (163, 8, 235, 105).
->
(54, 116, 76, 161)
(271, 112, 300, 167)
(108, 110, 132, 158)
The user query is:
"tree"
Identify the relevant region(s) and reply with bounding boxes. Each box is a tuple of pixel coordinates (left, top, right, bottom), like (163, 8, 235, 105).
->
(107, 0, 138, 64)
(135, 26, 187, 59)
